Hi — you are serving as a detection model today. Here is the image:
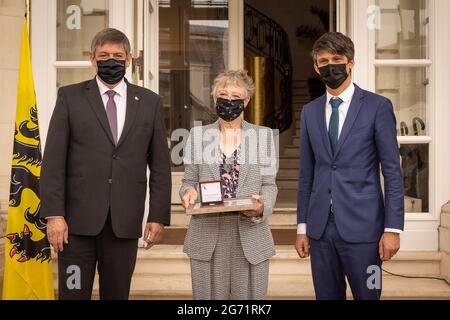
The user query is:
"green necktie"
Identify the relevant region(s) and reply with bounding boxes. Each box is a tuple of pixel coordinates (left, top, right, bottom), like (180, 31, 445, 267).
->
(328, 97, 343, 156)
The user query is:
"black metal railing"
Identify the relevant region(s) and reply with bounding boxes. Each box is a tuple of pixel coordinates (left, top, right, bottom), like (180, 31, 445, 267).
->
(244, 3, 293, 134)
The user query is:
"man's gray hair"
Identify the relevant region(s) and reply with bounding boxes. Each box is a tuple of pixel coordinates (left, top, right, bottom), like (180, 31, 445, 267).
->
(91, 28, 131, 55)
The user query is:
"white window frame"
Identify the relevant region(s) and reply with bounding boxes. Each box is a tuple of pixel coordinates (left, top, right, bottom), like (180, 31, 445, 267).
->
(32, 0, 243, 143)
(345, 0, 450, 250)
(137, 0, 243, 93)
(31, 0, 134, 147)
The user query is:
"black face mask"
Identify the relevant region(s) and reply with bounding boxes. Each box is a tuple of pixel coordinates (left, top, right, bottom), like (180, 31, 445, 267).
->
(216, 98, 245, 122)
(96, 59, 126, 85)
(318, 63, 349, 89)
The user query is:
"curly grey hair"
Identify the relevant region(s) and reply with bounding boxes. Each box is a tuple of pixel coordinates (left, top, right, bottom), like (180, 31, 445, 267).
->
(211, 69, 256, 100)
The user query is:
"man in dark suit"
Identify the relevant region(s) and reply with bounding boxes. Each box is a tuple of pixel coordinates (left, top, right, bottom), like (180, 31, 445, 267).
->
(40, 28, 172, 300)
(295, 32, 404, 300)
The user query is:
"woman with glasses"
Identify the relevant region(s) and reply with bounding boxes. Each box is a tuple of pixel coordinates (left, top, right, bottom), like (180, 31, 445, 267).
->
(180, 70, 278, 300)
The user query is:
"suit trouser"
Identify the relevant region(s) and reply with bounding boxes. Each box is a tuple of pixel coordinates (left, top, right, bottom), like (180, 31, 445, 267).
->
(189, 213, 269, 300)
(309, 213, 382, 300)
(57, 214, 138, 300)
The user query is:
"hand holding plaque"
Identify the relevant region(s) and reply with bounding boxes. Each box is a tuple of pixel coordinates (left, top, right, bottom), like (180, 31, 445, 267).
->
(181, 187, 198, 209)
(241, 195, 264, 217)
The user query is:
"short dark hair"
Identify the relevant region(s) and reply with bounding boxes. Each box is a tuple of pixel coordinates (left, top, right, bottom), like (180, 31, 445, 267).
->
(311, 32, 355, 64)
(91, 28, 131, 55)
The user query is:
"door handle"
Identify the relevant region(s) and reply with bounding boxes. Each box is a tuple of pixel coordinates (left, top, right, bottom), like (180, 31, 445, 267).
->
(132, 49, 144, 81)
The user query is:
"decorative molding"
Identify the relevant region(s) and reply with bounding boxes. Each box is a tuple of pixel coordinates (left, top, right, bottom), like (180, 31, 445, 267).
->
(373, 59, 432, 67)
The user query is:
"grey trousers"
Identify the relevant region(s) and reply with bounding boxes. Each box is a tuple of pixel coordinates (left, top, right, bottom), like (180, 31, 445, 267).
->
(189, 213, 270, 300)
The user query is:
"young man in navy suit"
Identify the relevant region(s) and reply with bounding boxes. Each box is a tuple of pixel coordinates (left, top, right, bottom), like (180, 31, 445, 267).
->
(295, 32, 405, 300)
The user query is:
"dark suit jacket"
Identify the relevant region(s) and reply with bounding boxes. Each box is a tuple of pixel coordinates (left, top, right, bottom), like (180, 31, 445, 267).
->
(297, 84, 405, 243)
(40, 78, 172, 239)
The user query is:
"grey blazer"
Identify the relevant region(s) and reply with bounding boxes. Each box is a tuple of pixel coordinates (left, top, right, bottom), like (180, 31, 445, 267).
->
(180, 120, 278, 265)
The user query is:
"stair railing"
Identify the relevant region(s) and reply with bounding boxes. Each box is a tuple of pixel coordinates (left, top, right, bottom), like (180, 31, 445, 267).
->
(244, 3, 293, 134)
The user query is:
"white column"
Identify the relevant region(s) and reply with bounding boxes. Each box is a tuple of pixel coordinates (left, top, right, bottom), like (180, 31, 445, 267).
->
(109, 0, 135, 81)
(31, 0, 57, 148)
(440, 203, 450, 282)
(346, 0, 374, 91)
(432, 0, 450, 216)
(228, 0, 244, 70)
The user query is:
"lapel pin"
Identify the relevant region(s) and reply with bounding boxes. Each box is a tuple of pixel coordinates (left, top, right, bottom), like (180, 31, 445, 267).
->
(135, 96, 139, 101)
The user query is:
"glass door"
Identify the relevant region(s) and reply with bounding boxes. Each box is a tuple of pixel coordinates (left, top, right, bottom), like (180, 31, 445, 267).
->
(159, 0, 229, 134)
(138, 0, 243, 167)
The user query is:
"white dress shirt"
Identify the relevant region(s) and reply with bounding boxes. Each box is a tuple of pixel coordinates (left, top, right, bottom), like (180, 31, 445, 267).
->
(297, 83, 402, 235)
(96, 76, 127, 141)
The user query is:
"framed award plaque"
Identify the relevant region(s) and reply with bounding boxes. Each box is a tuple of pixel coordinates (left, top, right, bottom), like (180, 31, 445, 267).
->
(198, 180, 224, 207)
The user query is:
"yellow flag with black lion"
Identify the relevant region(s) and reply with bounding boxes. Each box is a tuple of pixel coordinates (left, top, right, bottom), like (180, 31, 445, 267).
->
(2, 19, 54, 300)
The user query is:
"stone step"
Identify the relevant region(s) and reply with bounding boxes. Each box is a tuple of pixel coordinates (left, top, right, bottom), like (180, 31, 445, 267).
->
(279, 157, 299, 169)
(50, 247, 449, 300)
(292, 79, 308, 84)
(291, 94, 309, 100)
(292, 91, 309, 96)
(292, 137, 300, 145)
(276, 168, 299, 176)
(276, 179, 298, 189)
(77, 274, 450, 300)
(51, 246, 444, 278)
(282, 145, 299, 157)
(277, 171, 299, 180)
(292, 104, 308, 111)
(133, 275, 449, 300)
(292, 93, 309, 99)
(292, 97, 311, 108)
(275, 190, 298, 202)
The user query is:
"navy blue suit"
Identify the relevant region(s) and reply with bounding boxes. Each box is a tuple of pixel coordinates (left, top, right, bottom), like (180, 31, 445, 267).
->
(297, 84, 404, 299)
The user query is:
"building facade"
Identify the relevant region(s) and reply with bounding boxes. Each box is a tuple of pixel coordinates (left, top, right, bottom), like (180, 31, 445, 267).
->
(1, 0, 450, 297)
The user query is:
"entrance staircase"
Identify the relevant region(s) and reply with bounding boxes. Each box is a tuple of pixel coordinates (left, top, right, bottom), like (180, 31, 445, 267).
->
(141, 91, 449, 300)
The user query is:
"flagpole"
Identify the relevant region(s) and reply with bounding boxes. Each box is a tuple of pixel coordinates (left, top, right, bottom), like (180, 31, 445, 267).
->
(25, 0, 30, 32)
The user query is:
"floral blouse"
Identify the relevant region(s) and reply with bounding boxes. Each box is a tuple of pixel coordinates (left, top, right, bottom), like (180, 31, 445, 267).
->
(219, 147, 240, 199)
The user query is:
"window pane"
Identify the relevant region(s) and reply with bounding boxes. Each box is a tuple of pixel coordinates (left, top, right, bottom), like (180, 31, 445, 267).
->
(400, 144, 429, 212)
(192, 0, 228, 8)
(57, 0, 110, 61)
(159, 0, 228, 139)
(375, 67, 427, 136)
(375, 0, 428, 59)
(57, 68, 96, 89)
